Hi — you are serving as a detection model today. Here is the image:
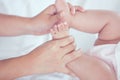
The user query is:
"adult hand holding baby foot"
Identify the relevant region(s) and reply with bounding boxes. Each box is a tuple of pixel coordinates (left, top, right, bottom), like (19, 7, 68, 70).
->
(28, 36, 81, 74)
(55, 0, 85, 25)
(31, 1, 85, 74)
(29, 0, 84, 35)
(30, 0, 85, 77)
(29, 5, 59, 35)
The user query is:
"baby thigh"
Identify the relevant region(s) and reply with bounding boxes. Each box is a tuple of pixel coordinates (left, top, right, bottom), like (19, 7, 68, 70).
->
(67, 54, 116, 80)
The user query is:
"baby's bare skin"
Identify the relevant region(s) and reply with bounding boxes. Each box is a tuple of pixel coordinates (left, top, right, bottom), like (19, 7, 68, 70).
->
(67, 54, 116, 80)
(55, 0, 120, 45)
(72, 10, 120, 45)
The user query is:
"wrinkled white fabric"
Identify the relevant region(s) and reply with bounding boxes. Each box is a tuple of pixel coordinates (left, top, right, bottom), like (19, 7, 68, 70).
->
(115, 43, 120, 79)
(17, 72, 79, 80)
(88, 42, 120, 80)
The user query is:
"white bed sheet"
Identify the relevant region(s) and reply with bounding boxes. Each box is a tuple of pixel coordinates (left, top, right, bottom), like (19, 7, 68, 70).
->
(16, 73, 79, 80)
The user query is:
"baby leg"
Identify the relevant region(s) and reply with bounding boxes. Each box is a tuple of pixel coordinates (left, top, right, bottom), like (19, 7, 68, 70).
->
(67, 54, 117, 80)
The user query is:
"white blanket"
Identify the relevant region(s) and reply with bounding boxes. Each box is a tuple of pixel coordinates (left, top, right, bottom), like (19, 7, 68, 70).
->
(115, 42, 120, 79)
(17, 73, 79, 80)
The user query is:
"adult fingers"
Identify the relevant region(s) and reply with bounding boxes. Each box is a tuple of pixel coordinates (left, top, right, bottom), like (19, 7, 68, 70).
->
(57, 36, 74, 47)
(49, 14, 60, 28)
(60, 42, 76, 56)
(68, 3, 85, 15)
(55, 11, 66, 23)
(74, 6, 85, 12)
(63, 49, 82, 64)
(44, 4, 57, 15)
(68, 3, 75, 15)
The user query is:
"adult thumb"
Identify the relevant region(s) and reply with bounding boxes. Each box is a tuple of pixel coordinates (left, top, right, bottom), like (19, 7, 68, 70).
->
(44, 4, 57, 15)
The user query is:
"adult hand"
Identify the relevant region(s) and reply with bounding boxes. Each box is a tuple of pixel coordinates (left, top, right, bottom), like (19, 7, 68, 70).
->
(0, 36, 81, 80)
(29, 1, 85, 35)
(28, 36, 81, 74)
(29, 5, 59, 35)
(68, 3, 85, 15)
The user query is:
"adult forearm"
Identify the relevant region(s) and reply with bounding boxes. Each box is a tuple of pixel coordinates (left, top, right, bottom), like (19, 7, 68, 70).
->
(0, 14, 33, 36)
(0, 55, 35, 80)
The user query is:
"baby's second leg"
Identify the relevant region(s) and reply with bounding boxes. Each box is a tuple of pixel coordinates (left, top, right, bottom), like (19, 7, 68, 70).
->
(67, 54, 117, 80)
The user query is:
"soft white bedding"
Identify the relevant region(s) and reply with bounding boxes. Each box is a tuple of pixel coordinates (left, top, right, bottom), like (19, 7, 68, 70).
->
(16, 73, 79, 80)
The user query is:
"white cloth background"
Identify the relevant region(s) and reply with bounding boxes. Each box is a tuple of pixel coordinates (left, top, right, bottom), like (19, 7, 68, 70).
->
(17, 73, 79, 80)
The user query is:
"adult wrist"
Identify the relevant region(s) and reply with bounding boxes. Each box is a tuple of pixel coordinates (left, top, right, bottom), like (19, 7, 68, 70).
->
(23, 17, 36, 35)
(27, 16, 44, 35)
(28, 49, 49, 74)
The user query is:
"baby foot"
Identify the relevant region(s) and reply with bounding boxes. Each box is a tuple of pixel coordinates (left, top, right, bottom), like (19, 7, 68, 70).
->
(55, 0, 72, 25)
(55, 0, 69, 13)
(50, 22, 69, 40)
